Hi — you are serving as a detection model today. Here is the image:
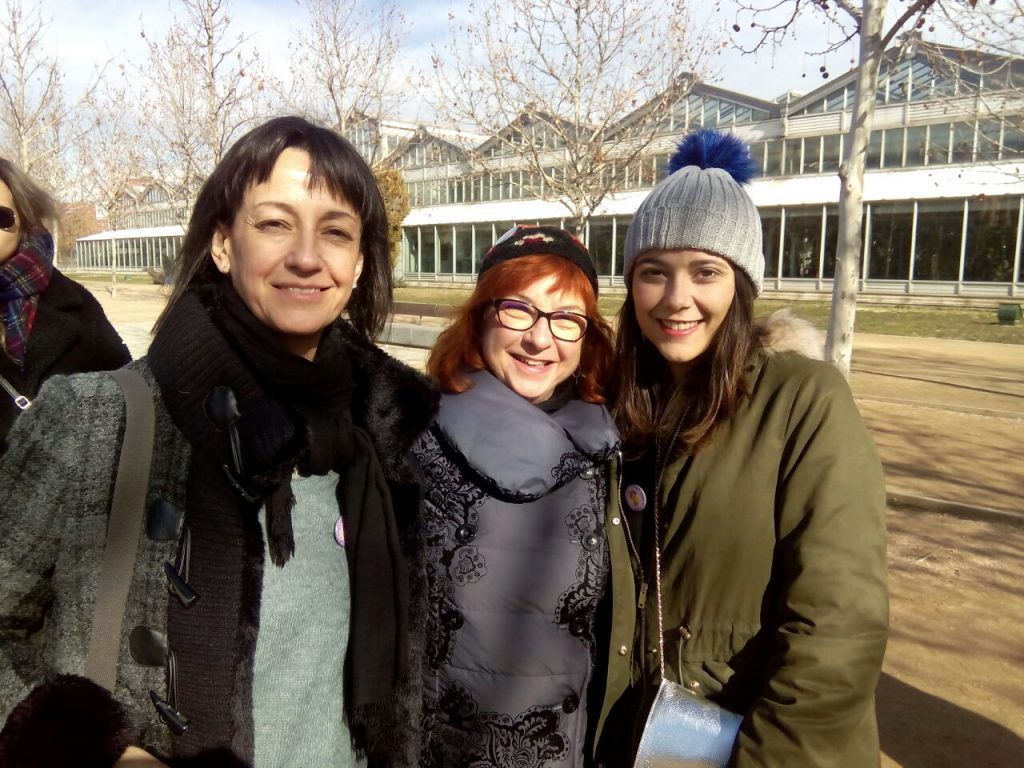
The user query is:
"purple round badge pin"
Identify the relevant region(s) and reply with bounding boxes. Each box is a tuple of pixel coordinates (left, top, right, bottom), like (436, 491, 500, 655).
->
(334, 517, 346, 547)
(624, 484, 647, 512)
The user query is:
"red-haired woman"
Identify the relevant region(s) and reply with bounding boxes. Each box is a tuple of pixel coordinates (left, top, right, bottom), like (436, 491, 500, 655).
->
(414, 226, 617, 768)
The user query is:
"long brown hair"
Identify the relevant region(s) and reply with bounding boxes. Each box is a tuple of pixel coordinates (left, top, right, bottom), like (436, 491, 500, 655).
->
(428, 254, 613, 404)
(610, 270, 757, 456)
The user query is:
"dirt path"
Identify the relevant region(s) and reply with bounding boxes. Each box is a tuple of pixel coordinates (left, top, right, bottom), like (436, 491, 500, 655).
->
(858, 402, 1023, 512)
(882, 506, 1024, 767)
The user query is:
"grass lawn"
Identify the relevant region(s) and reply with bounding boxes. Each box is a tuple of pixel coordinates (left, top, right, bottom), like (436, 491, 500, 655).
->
(64, 271, 158, 285)
(395, 287, 1024, 345)
(62, 276, 1022, 344)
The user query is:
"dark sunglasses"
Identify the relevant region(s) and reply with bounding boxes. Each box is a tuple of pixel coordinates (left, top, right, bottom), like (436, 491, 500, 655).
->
(0, 206, 17, 231)
(491, 298, 589, 342)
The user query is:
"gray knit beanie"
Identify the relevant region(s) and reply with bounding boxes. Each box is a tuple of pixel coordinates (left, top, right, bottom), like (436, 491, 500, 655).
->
(623, 130, 764, 295)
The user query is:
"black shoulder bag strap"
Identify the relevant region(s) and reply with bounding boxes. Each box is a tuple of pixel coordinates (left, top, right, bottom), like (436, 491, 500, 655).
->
(83, 368, 156, 691)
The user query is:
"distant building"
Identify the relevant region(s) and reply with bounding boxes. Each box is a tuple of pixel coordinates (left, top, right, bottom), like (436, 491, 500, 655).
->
(72, 181, 188, 276)
(394, 42, 1024, 299)
(71, 43, 1023, 299)
(56, 201, 104, 267)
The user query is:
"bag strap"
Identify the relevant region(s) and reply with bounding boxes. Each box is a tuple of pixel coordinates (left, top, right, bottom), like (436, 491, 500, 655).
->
(651, 418, 688, 682)
(83, 368, 156, 690)
(0, 371, 31, 411)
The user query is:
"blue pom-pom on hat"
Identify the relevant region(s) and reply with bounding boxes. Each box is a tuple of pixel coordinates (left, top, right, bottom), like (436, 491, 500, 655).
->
(623, 129, 765, 293)
(668, 129, 759, 184)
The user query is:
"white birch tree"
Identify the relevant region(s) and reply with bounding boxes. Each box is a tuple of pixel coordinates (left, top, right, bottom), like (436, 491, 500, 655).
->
(731, 0, 1010, 377)
(432, 0, 711, 233)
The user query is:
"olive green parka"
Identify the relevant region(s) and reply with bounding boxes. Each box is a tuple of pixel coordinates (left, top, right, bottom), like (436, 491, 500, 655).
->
(594, 347, 889, 767)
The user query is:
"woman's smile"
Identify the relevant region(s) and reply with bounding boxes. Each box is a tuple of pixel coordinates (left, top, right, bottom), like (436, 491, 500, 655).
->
(510, 353, 556, 369)
(480, 275, 585, 403)
(657, 318, 703, 335)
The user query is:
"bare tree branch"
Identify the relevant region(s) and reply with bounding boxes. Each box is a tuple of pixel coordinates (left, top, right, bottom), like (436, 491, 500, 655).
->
(282, 0, 405, 167)
(431, 0, 712, 232)
(0, 0, 107, 190)
(881, 0, 938, 48)
(937, 0, 1024, 58)
(134, 0, 272, 215)
(731, 0, 858, 55)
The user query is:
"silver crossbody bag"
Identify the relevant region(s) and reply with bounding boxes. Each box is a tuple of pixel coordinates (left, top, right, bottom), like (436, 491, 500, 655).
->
(633, 426, 742, 768)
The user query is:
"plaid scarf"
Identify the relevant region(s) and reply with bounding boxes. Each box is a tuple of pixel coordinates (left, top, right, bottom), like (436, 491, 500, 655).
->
(0, 228, 54, 368)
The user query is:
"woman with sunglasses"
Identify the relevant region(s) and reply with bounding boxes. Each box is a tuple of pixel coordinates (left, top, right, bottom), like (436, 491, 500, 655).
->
(0, 158, 129, 449)
(415, 226, 617, 767)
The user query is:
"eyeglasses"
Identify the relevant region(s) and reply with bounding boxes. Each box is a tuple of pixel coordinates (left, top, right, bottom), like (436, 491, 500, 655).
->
(0, 207, 16, 232)
(491, 298, 589, 342)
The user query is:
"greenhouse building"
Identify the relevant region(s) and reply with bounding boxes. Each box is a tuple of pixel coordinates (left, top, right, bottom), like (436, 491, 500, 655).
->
(392, 42, 1023, 299)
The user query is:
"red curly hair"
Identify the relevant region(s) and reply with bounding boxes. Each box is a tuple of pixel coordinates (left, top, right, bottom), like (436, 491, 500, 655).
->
(428, 254, 613, 403)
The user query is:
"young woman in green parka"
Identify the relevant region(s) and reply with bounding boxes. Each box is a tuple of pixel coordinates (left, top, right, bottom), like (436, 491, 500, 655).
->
(592, 130, 889, 767)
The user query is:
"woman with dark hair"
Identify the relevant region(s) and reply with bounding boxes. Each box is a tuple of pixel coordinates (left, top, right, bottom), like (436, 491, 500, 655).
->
(0, 158, 129, 449)
(592, 131, 889, 767)
(0, 116, 437, 767)
(415, 226, 617, 768)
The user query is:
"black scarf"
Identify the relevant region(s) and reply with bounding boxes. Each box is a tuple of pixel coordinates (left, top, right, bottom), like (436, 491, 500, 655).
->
(148, 284, 410, 762)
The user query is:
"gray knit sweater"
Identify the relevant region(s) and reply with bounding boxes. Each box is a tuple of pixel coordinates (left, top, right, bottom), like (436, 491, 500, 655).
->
(252, 471, 365, 767)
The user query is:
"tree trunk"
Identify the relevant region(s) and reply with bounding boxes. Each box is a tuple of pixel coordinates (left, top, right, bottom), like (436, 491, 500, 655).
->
(826, 0, 888, 378)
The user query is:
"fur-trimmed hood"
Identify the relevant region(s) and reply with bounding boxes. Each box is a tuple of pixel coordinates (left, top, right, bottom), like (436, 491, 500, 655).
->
(754, 308, 825, 360)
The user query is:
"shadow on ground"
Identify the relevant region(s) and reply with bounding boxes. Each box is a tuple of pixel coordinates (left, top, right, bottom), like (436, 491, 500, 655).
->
(878, 673, 1024, 767)
(882, 508, 1024, 767)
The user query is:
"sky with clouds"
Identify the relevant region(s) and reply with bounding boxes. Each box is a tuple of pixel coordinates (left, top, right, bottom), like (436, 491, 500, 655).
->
(37, 0, 965, 121)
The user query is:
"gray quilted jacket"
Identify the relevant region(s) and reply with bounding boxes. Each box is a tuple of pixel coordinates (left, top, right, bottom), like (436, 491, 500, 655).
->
(414, 371, 619, 768)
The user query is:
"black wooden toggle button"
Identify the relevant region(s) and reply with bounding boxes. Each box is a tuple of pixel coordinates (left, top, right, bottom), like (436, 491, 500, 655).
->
(203, 386, 240, 430)
(205, 387, 249, 481)
(129, 626, 168, 667)
(441, 696, 476, 725)
(146, 498, 183, 541)
(164, 562, 199, 608)
(150, 690, 190, 735)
